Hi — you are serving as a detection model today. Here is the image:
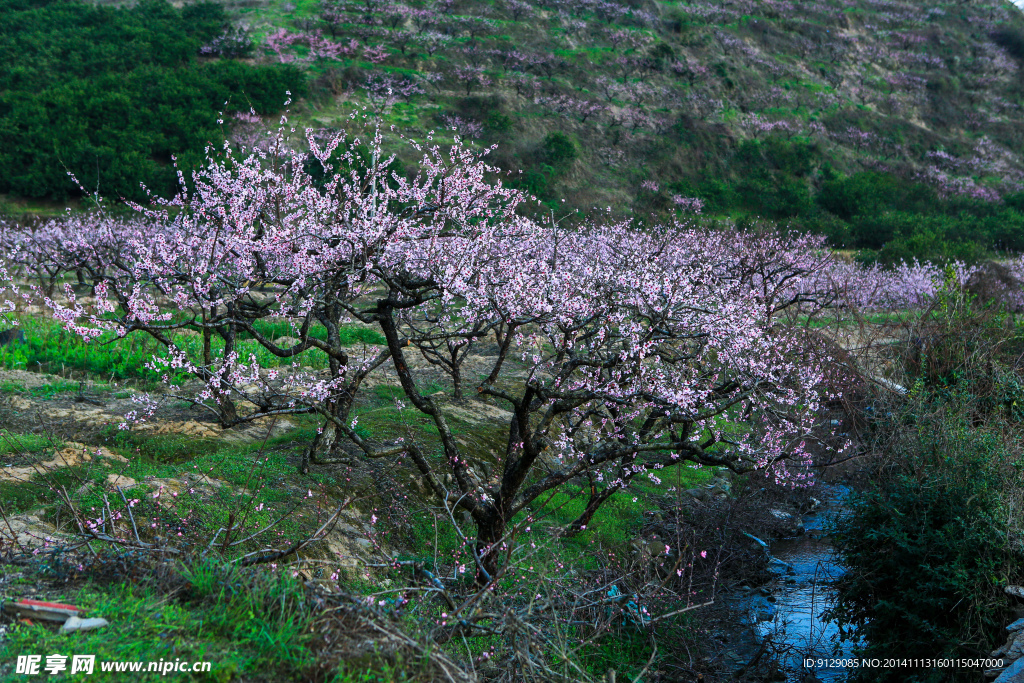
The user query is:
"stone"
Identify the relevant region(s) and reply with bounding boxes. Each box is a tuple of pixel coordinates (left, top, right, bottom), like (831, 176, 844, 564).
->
(9, 396, 31, 411)
(1007, 632, 1024, 659)
(748, 596, 776, 623)
(1007, 586, 1024, 600)
(60, 616, 109, 633)
(769, 508, 804, 536)
(135, 420, 220, 439)
(994, 659, 1024, 683)
(0, 445, 94, 482)
(106, 474, 137, 489)
(1010, 618, 1024, 633)
(0, 514, 62, 548)
(686, 487, 709, 502)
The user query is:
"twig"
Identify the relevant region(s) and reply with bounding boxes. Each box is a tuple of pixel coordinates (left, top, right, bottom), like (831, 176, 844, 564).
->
(116, 486, 141, 544)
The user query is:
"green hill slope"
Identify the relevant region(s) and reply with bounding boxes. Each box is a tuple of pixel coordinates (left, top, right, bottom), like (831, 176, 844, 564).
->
(7, 0, 1024, 260)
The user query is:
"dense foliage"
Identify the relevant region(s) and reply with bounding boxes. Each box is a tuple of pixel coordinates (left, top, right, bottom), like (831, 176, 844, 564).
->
(7, 0, 1024, 261)
(828, 287, 1024, 679)
(0, 0, 305, 201)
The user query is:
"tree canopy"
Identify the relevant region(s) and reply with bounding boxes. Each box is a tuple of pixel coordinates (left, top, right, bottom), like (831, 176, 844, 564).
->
(0, 0, 305, 201)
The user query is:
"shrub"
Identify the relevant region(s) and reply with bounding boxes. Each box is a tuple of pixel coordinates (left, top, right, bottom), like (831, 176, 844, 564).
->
(829, 290, 1024, 680)
(829, 409, 1023, 681)
(817, 171, 903, 221)
(541, 131, 578, 168)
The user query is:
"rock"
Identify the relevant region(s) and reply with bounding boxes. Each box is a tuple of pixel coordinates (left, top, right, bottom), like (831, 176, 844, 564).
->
(0, 443, 114, 482)
(768, 508, 804, 536)
(106, 474, 137, 489)
(135, 420, 220, 439)
(994, 659, 1024, 683)
(0, 514, 63, 548)
(1009, 618, 1024, 633)
(9, 396, 31, 411)
(748, 596, 776, 623)
(1008, 586, 1024, 599)
(60, 616, 109, 633)
(1007, 632, 1024, 659)
(686, 487, 709, 502)
(64, 442, 125, 463)
(708, 475, 732, 495)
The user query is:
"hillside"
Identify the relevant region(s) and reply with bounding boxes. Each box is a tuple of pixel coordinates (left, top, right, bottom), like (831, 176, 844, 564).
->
(7, 0, 1024, 261)
(161, 0, 1024, 261)
(6, 3, 1024, 679)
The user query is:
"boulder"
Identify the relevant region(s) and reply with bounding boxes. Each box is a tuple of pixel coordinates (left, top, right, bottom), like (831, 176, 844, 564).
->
(994, 659, 1024, 683)
(0, 513, 61, 548)
(747, 595, 776, 623)
(105, 474, 137, 489)
(1007, 632, 1024, 659)
(769, 508, 804, 536)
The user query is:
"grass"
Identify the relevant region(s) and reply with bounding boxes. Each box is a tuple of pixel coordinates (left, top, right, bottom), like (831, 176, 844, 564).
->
(0, 560, 318, 682)
(0, 308, 730, 681)
(0, 429, 57, 457)
(0, 379, 90, 398)
(0, 315, 386, 385)
(101, 427, 222, 465)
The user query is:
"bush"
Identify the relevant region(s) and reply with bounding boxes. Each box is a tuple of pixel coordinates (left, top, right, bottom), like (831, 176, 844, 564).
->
(829, 411, 1023, 681)
(736, 172, 813, 218)
(829, 292, 1024, 680)
(817, 171, 904, 221)
(542, 131, 578, 168)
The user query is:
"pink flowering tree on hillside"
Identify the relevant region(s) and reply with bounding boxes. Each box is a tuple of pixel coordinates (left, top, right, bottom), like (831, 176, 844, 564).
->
(5, 119, 844, 583)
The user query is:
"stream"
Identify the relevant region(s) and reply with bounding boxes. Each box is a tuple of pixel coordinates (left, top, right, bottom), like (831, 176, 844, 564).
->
(733, 484, 860, 681)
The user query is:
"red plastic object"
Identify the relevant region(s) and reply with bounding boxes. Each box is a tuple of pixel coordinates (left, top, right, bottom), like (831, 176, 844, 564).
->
(3, 599, 81, 622)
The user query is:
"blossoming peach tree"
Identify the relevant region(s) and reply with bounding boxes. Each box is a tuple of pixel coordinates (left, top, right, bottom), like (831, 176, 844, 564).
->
(3, 119, 845, 581)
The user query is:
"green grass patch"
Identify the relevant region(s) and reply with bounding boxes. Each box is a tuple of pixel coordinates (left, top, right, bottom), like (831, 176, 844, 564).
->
(0, 316, 385, 384)
(0, 480, 47, 513)
(102, 429, 222, 465)
(0, 561, 318, 681)
(0, 429, 58, 457)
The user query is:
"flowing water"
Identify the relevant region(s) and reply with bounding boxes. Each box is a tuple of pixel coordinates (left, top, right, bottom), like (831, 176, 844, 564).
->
(744, 484, 860, 681)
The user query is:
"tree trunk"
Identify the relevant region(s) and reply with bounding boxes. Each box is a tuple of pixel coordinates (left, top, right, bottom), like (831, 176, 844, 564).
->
(474, 512, 505, 587)
(300, 420, 339, 474)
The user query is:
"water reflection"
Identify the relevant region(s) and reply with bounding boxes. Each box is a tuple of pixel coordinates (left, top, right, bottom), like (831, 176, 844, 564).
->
(754, 485, 860, 682)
